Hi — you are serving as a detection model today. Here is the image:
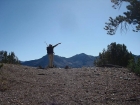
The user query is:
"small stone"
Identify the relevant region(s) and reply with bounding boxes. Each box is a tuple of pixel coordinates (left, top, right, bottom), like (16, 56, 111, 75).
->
(124, 78, 128, 80)
(86, 90, 88, 93)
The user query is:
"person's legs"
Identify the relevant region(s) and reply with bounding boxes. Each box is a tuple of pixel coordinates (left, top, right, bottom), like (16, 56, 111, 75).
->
(51, 54, 54, 67)
(52, 54, 54, 67)
(48, 54, 52, 67)
(48, 54, 54, 68)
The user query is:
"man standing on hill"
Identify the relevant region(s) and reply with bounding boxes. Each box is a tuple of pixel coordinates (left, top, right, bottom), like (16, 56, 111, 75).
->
(47, 43, 61, 68)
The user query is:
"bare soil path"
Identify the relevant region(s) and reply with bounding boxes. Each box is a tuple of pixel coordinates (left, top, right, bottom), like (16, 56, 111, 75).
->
(0, 64, 140, 105)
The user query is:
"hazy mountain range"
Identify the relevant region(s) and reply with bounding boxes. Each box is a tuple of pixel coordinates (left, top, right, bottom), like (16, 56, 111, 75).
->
(21, 53, 97, 68)
(21, 53, 140, 68)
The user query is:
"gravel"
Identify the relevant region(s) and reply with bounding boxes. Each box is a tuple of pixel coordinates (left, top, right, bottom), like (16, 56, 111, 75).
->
(0, 64, 140, 105)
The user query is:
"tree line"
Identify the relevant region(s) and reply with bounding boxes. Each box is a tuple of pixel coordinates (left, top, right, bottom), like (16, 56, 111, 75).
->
(0, 51, 20, 64)
(94, 42, 140, 75)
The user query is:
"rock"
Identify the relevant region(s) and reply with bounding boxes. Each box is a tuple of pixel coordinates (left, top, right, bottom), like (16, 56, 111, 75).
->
(126, 98, 138, 101)
(65, 65, 69, 69)
(120, 77, 123, 79)
(38, 73, 45, 75)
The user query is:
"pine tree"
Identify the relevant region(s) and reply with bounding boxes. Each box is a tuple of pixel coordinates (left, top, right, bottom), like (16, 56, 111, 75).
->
(94, 42, 132, 67)
(0, 50, 20, 64)
(104, 0, 140, 35)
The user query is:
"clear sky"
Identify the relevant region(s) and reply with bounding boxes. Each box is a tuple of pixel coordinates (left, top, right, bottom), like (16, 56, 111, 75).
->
(0, 0, 140, 61)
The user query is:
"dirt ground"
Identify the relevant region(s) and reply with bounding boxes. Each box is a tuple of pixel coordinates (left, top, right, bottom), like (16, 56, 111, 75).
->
(0, 64, 140, 105)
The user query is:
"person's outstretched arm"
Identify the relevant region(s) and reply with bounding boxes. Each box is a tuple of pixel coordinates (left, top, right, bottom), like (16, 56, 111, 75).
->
(53, 43, 61, 47)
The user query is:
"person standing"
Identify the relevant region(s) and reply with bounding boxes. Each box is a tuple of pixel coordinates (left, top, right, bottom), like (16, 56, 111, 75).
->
(47, 43, 61, 68)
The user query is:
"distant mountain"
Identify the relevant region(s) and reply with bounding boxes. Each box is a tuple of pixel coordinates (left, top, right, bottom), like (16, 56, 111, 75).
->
(134, 55, 140, 62)
(135, 55, 140, 58)
(21, 53, 140, 68)
(21, 53, 97, 68)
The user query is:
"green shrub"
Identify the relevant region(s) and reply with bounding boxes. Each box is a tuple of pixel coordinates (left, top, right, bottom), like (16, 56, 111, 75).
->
(134, 66, 140, 75)
(38, 65, 44, 69)
(127, 58, 140, 76)
(127, 59, 136, 72)
(0, 63, 3, 69)
(135, 58, 140, 75)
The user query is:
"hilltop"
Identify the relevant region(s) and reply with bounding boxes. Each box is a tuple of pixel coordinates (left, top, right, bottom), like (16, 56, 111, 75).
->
(0, 64, 140, 105)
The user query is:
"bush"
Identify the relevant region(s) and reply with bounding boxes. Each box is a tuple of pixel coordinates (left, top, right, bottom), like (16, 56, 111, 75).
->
(127, 59, 136, 72)
(65, 65, 69, 69)
(127, 58, 140, 76)
(0, 63, 3, 69)
(94, 43, 133, 67)
(134, 66, 140, 75)
(38, 65, 44, 69)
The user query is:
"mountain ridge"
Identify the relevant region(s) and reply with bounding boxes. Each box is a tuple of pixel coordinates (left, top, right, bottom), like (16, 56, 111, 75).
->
(21, 53, 97, 68)
(21, 53, 140, 68)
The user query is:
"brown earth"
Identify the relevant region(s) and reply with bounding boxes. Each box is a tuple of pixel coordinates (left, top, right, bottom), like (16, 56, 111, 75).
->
(0, 64, 140, 105)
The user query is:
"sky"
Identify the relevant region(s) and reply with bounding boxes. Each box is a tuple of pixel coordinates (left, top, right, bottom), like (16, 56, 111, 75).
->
(0, 0, 140, 61)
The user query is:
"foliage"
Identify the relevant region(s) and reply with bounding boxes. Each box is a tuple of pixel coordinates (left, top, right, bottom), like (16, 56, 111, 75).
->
(94, 42, 133, 67)
(65, 65, 69, 69)
(128, 58, 140, 75)
(0, 63, 3, 69)
(104, 0, 140, 35)
(0, 51, 20, 64)
(38, 65, 44, 69)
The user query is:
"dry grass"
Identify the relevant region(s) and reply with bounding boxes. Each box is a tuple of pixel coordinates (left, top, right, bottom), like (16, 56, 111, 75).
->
(0, 64, 140, 105)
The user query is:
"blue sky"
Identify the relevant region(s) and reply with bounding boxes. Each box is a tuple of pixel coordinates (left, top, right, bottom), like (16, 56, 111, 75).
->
(0, 0, 140, 61)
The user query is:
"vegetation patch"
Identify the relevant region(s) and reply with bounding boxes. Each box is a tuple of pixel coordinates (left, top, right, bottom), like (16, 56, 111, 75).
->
(94, 42, 133, 67)
(0, 63, 3, 69)
(94, 42, 140, 75)
(128, 58, 140, 76)
(0, 51, 20, 64)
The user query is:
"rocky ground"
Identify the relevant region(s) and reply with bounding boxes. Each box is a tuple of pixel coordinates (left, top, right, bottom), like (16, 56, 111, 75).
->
(0, 64, 140, 105)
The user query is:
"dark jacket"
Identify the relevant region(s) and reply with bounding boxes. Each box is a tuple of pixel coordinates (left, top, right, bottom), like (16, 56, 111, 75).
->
(47, 43, 60, 54)
(47, 46, 54, 54)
